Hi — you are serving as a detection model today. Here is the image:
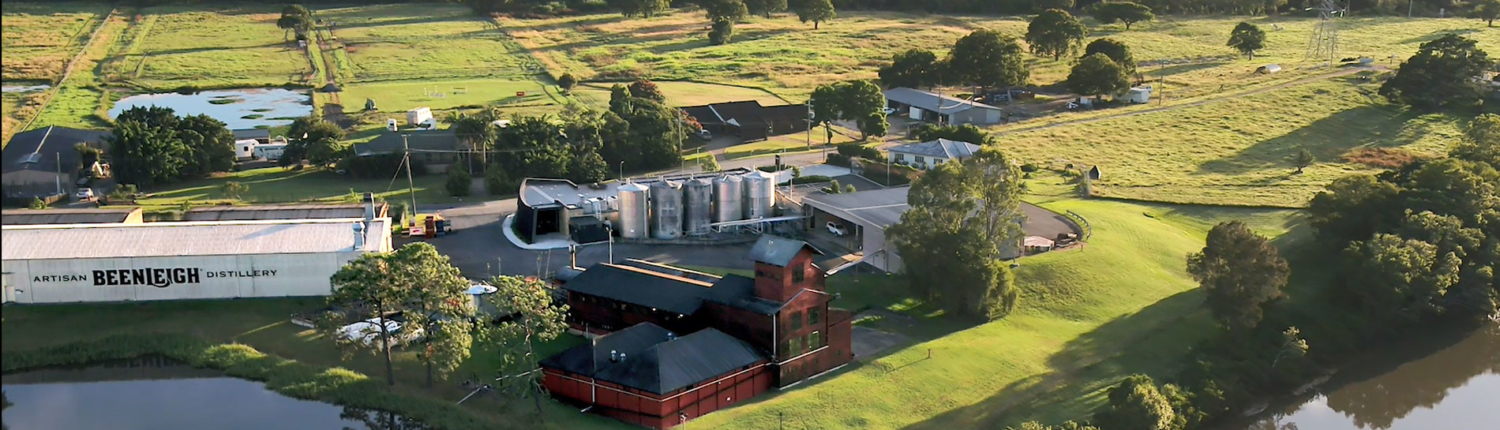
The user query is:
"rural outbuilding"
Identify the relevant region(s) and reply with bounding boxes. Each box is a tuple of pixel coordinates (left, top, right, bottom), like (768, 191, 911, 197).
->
(2, 207, 144, 225)
(2, 126, 109, 200)
(882, 88, 1003, 125)
(885, 139, 981, 170)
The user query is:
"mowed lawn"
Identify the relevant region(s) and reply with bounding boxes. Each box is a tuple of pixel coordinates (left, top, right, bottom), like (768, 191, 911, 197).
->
(131, 166, 466, 211)
(106, 5, 313, 89)
(502, 11, 1498, 100)
(337, 78, 562, 115)
(319, 4, 543, 81)
(999, 75, 1464, 207)
(0, 2, 107, 82)
(680, 197, 1299, 429)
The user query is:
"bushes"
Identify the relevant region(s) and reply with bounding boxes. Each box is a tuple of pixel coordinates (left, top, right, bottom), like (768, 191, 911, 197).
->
(827, 153, 852, 167)
(446, 167, 472, 197)
(835, 143, 882, 160)
(485, 165, 518, 196)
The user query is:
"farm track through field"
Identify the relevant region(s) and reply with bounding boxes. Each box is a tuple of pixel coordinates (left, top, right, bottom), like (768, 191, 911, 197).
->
(15, 8, 117, 137)
(994, 66, 1385, 138)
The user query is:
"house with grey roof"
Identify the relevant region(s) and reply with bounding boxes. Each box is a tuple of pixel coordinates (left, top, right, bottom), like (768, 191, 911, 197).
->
(2, 126, 109, 199)
(883, 87, 1003, 125)
(885, 138, 982, 170)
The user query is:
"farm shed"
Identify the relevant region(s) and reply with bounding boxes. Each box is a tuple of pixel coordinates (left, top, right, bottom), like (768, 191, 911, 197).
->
(2, 126, 109, 199)
(2, 207, 144, 225)
(882, 88, 1003, 125)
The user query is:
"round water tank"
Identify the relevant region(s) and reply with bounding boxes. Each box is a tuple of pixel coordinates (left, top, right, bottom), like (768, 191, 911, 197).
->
(713, 175, 744, 223)
(616, 183, 650, 239)
(742, 170, 776, 219)
(683, 178, 714, 236)
(650, 180, 683, 240)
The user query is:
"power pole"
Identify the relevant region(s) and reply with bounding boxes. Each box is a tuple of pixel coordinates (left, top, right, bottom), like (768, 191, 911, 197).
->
(402, 134, 417, 218)
(805, 99, 813, 149)
(55, 152, 62, 196)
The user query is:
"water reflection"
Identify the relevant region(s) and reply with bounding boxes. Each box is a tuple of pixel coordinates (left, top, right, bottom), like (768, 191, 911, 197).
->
(109, 88, 312, 130)
(1, 358, 423, 430)
(1238, 323, 1500, 430)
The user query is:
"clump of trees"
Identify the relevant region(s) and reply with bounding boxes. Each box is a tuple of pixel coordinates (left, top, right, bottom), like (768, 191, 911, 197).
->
(912, 123, 995, 145)
(878, 48, 940, 89)
(1187, 221, 1290, 332)
(1084, 38, 1137, 78)
(810, 79, 889, 140)
(108, 106, 235, 188)
(889, 147, 1024, 319)
(1066, 53, 1131, 101)
(1379, 34, 1493, 111)
(282, 115, 347, 167)
(276, 4, 314, 41)
(946, 29, 1030, 96)
(704, 0, 749, 44)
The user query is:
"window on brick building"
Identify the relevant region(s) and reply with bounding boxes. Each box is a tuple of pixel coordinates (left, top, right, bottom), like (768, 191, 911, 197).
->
(790, 311, 803, 330)
(789, 337, 802, 355)
(793, 268, 804, 283)
(808, 308, 820, 326)
(809, 331, 820, 349)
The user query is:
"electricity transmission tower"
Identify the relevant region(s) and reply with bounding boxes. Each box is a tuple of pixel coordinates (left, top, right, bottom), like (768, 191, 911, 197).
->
(1304, 0, 1344, 67)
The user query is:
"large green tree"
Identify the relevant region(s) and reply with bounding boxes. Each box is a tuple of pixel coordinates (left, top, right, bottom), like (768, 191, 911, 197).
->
(388, 243, 474, 387)
(109, 119, 187, 188)
(1455, 114, 1500, 169)
(889, 148, 1024, 318)
(795, 0, 836, 29)
(913, 123, 995, 145)
(704, 0, 750, 22)
(946, 29, 1030, 95)
(1474, 0, 1500, 27)
(1066, 53, 1131, 100)
(745, 0, 788, 17)
(1379, 34, 1494, 111)
(614, 0, 671, 17)
(1187, 221, 1291, 332)
(1084, 38, 1137, 77)
(323, 251, 409, 385)
(599, 88, 684, 172)
(276, 4, 314, 41)
(1026, 9, 1087, 61)
(1091, 1, 1154, 30)
(284, 116, 347, 167)
(878, 48, 940, 89)
(807, 80, 888, 140)
(176, 114, 236, 178)
(1343, 233, 1462, 327)
(1227, 22, 1265, 60)
(479, 276, 570, 412)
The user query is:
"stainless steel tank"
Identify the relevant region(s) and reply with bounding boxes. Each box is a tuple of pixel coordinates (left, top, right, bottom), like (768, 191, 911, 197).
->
(713, 175, 744, 223)
(616, 183, 650, 239)
(742, 170, 776, 219)
(650, 180, 683, 239)
(683, 178, 713, 236)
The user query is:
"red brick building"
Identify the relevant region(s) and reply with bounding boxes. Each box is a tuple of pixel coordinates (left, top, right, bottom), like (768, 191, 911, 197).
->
(541, 235, 855, 428)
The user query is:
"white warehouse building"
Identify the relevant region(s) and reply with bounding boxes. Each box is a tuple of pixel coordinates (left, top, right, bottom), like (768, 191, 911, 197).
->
(1, 217, 390, 304)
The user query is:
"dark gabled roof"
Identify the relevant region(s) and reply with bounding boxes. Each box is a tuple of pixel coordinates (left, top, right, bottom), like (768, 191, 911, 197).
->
(708, 101, 768, 128)
(593, 327, 766, 394)
(888, 139, 981, 159)
(2, 126, 109, 175)
(748, 235, 822, 267)
(540, 323, 673, 377)
(1, 207, 141, 225)
(353, 130, 458, 157)
(560, 264, 782, 316)
(759, 104, 808, 123)
(232, 129, 270, 140)
(681, 105, 722, 125)
(561, 263, 719, 315)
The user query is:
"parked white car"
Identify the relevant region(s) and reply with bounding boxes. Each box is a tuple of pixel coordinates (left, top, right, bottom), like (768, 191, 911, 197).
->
(881, 107, 897, 115)
(826, 221, 848, 237)
(338, 317, 420, 346)
(75, 188, 95, 201)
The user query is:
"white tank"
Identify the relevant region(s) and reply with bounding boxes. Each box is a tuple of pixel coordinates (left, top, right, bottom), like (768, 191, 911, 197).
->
(617, 183, 650, 239)
(684, 178, 714, 236)
(742, 170, 776, 219)
(650, 180, 683, 240)
(713, 175, 743, 223)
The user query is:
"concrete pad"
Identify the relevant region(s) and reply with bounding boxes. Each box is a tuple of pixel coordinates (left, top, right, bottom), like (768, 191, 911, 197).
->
(500, 214, 573, 250)
(852, 326, 910, 361)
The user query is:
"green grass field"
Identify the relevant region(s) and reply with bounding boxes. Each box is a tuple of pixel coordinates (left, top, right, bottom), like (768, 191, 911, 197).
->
(0, 2, 107, 82)
(130, 166, 466, 212)
(337, 78, 561, 114)
(109, 6, 313, 90)
(318, 4, 543, 82)
(999, 74, 1465, 207)
(502, 11, 1498, 101)
(572, 81, 789, 107)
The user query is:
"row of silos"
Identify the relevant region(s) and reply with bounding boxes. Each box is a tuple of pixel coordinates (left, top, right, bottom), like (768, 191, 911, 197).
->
(613, 170, 778, 240)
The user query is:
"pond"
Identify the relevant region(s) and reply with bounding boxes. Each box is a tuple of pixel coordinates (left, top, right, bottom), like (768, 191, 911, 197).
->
(1231, 322, 1500, 430)
(1, 357, 429, 430)
(1, 84, 50, 93)
(109, 88, 312, 130)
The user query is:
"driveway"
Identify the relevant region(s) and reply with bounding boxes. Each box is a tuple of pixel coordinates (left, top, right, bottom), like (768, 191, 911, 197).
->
(1022, 203, 1079, 239)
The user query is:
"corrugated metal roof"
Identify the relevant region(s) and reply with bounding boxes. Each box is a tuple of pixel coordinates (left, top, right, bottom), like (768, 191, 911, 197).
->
(540, 322, 674, 377)
(883, 88, 1001, 115)
(2, 208, 141, 225)
(183, 204, 384, 221)
(748, 235, 821, 267)
(803, 187, 911, 229)
(2, 218, 387, 260)
(560, 264, 783, 316)
(888, 139, 982, 159)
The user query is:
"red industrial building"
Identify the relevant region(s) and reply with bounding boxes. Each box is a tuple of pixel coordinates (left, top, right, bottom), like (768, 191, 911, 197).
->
(541, 235, 855, 429)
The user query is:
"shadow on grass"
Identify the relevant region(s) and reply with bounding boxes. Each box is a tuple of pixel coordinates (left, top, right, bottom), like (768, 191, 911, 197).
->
(1194, 105, 1428, 176)
(1151, 61, 1230, 77)
(898, 291, 1212, 430)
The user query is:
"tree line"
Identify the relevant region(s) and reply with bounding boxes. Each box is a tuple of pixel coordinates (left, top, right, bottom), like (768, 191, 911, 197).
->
(108, 106, 235, 188)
